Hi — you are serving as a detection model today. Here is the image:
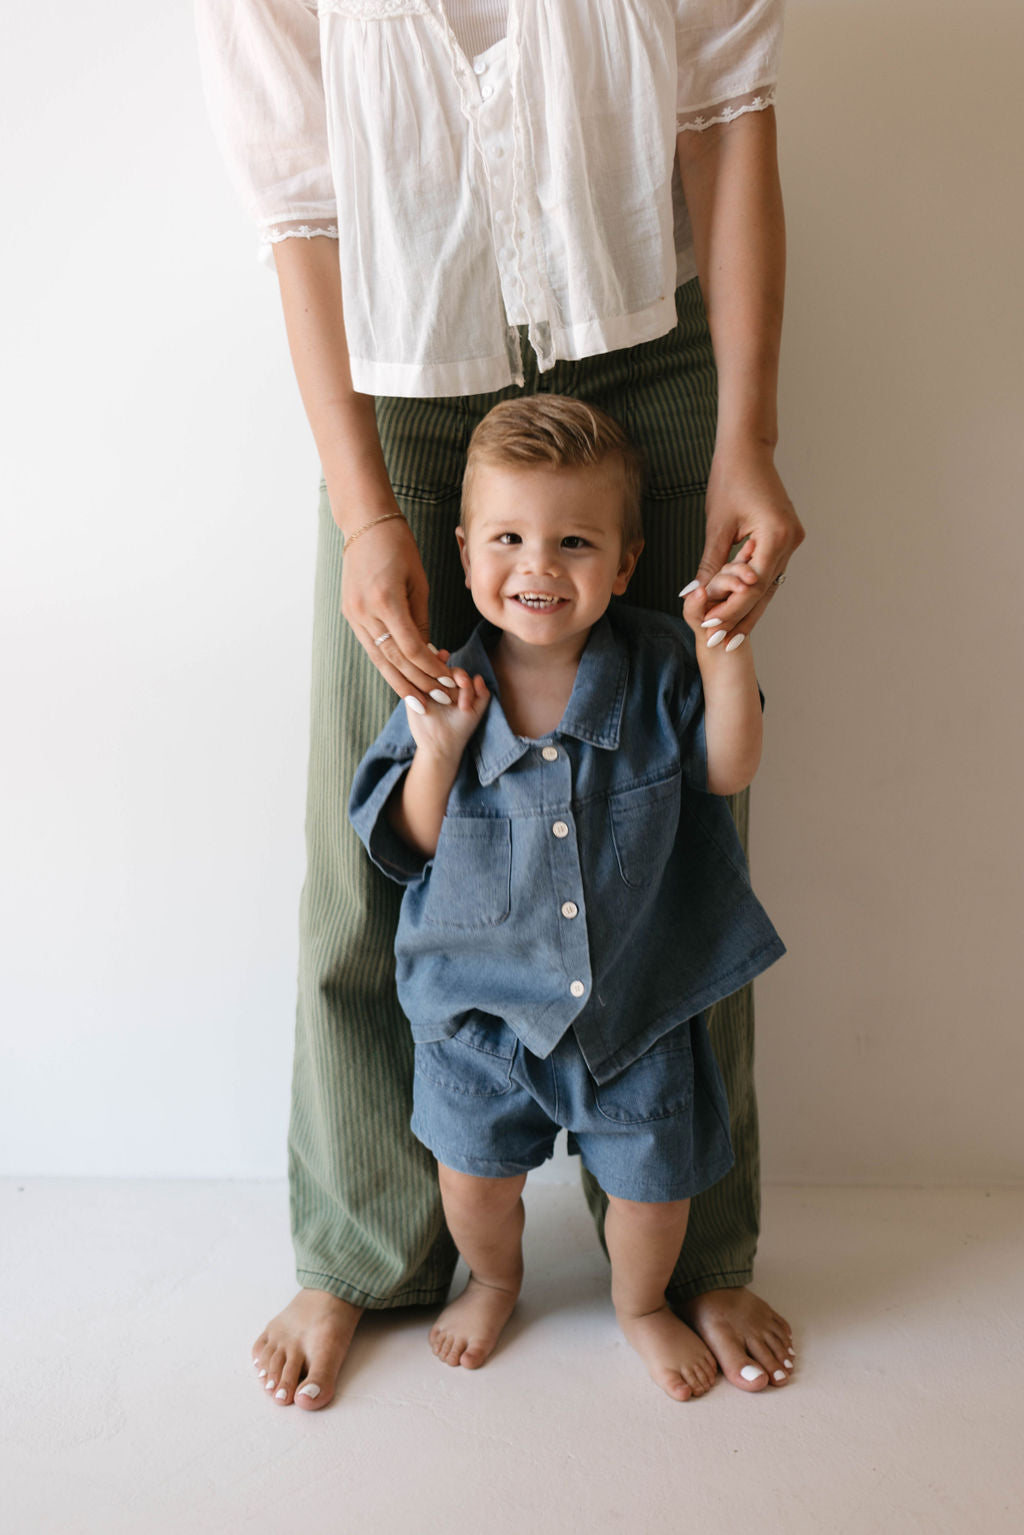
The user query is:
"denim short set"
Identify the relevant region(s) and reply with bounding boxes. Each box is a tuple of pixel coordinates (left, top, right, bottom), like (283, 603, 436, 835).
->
(410, 1011, 734, 1203)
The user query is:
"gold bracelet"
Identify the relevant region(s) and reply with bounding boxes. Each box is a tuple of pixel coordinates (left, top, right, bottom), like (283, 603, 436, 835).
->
(341, 510, 406, 550)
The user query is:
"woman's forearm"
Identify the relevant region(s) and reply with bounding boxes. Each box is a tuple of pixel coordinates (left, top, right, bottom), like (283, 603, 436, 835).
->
(272, 236, 397, 535)
(677, 108, 786, 455)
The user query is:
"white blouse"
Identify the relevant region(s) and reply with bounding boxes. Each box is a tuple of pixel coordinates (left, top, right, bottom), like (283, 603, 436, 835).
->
(195, 0, 784, 396)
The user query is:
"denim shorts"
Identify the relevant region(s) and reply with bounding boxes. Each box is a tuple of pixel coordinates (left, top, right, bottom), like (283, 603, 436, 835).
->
(410, 1013, 734, 1203)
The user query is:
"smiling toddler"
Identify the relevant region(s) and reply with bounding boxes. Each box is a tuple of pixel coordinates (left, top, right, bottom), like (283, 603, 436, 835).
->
(349, 397, 784, 1400)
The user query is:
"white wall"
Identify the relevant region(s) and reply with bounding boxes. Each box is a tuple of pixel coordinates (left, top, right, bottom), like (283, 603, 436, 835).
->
(2, 1, 1022, 1183)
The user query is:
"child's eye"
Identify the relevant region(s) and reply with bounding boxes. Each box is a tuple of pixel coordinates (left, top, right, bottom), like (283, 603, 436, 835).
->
(497, 532, 521, 545)
(561, 536, 589, 549)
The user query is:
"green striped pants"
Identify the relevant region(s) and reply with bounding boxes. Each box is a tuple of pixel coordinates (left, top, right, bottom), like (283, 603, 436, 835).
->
(290, 279, 759, 1308)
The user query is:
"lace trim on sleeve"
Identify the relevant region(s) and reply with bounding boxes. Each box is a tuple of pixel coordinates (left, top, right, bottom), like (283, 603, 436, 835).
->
(262, 221, 340, 246)
(677, 86, 776, 134)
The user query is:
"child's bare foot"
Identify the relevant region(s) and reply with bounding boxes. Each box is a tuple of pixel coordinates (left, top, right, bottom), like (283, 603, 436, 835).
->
(617, 1303, 718, 1401)
(251, 1288, 363, 1409)
(679, 1286, 795, 1392)
(429, 1275, 520, 1370)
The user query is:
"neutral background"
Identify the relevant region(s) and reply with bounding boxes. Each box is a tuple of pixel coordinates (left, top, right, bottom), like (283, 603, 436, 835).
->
(2, 0, 1022, 1185)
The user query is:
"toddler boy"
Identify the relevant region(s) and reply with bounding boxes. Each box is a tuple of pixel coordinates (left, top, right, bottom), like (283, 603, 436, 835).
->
(349, 397, 784, 1400)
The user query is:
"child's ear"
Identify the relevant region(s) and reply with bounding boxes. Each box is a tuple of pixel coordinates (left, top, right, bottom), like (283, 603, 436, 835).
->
(612, 538, 644, 596)
(455, 525, 472, 589)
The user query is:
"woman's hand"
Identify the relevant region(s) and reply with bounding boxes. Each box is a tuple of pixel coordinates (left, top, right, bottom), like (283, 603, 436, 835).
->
(339, 514, 457, 706)
(688, 444, 804, 639)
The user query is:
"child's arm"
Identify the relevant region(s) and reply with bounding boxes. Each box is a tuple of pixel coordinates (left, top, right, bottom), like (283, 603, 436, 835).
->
(386, 668, 490, 859)
(681, 567, 764, 796)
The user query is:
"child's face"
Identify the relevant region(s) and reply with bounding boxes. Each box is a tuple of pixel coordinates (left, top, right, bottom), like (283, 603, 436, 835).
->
(456, 460, 642, 653)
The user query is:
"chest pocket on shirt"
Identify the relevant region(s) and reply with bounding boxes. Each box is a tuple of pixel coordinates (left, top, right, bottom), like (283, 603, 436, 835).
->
(608, 774, 681, 889)
(422, 817, 512, 929)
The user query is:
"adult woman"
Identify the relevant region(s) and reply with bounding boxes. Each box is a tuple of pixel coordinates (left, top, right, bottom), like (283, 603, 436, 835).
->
(196, 0, 803, 1409)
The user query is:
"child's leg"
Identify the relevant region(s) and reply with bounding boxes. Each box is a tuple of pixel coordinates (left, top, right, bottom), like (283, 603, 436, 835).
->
(429, 1165, 528, 1370)
(604, 1195, 718, 1402)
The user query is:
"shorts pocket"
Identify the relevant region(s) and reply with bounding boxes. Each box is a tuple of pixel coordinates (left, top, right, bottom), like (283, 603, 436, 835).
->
(608, 773, 681, 889)
(593, 1026, 693, 1125)
(414, 1020, 517, 1098)
(423, 817, 512, 928)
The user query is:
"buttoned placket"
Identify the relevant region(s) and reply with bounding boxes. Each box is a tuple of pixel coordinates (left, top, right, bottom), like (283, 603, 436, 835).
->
(534, 742, 591, 1008)
(464, 38, 547, 337)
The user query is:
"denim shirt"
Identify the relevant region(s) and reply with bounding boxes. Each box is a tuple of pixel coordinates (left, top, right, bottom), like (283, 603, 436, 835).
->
(349, 605, 785, 1085)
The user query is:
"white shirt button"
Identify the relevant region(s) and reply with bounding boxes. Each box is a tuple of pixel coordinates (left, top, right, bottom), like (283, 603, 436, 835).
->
(569, 980, 585, 998)
(552, 821, 569, 839)
(541, 746, 558, 761)
(481, 85, 494, 100)
(474, 60, 487, 75)
(561, 901, 579, 919)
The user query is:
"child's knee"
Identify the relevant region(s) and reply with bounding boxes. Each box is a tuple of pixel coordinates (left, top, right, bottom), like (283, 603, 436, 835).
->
(607, 1194, 691, 1227)
(438, 1164, 525, 1217)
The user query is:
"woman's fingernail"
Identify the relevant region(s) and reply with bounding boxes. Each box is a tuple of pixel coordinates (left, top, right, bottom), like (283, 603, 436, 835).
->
(297, 1383, 321, 1400)
(427, 643, 440, 654)
(428, 690, 452, 705)
(275, 1388, 288, 1401)
(740, 1364, 767, 1381)
(436, 675, 457, 689)
(707, 629, 727, 648)
(725, 633, 747, 652)
(404, 696, 427, 716)
(700, 618, 723, 629)
(679, 580, 700, 597)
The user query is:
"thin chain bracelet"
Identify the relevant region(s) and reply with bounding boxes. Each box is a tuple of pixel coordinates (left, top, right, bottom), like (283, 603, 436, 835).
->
(341, 510, 406, 550)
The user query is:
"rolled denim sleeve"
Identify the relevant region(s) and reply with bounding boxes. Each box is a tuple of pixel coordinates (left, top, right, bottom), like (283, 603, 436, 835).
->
(348, 708, 427, 885)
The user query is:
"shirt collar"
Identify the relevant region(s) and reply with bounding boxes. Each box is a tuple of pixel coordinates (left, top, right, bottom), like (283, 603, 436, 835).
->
(459, 614, 629, 786)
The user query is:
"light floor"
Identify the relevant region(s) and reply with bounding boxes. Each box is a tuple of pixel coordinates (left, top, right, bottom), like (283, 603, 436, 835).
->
(3, 1180, 1021, 1535)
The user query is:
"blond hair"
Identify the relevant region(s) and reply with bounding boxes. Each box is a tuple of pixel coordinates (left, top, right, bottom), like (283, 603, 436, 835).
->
(461, 396, 645, 548)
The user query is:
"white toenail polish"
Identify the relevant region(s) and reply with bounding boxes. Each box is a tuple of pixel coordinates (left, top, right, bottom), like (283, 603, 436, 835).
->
(275, 1389, 288, 1400)
(258, 1369, 267, 1378)
(785, 1358, 793, 1368)
(297, 1384, 321, 1400)
(266, 1380, 276, 1391)
(773, 1370, 786, 1382)
(740, 1364, 766, 1381)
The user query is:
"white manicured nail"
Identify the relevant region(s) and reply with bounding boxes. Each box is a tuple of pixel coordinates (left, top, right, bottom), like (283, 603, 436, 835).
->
(700, 618, 723, 629)
(679, 580, 700, 597)
(258, 1369, 267, 1379)
(784, 1358, 794, 1369)
(436, 675, 457, 689)
(428, 690, 452, 705)
(297, 1383, 321, 1400)
(773, 1370, 786, 1382)
(428, 643, 440, 654)
(275, 1389, 288, 1400)
(252, 1359, 260, 1368)
(404, 696, 427, 716)
(266, 1379, 276, 1391)
(725, 633, 746, 652)
(740, 1364, 766, 1381)
(707, 629, 727, 648)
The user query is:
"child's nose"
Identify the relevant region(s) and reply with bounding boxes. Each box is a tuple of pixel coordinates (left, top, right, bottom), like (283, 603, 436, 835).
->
(519, 540, 561, 574)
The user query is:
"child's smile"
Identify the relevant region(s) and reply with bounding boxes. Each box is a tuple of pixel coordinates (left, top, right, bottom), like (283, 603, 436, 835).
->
(455, 462, 642, 661)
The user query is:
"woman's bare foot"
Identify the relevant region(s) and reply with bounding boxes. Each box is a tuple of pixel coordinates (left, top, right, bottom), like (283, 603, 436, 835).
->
(251, 1288, 364, 1409)
(428, 1275, 520, 1370)
(679, 1286, 794, 1392)
(617, 1304, 718, 1401)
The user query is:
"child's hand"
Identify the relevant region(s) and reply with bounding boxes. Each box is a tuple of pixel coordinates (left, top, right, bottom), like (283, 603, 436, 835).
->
(404, 663, 490, 759)
(681, 557, 760, 655)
